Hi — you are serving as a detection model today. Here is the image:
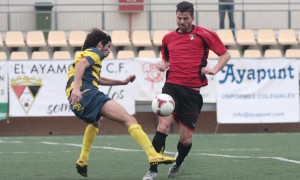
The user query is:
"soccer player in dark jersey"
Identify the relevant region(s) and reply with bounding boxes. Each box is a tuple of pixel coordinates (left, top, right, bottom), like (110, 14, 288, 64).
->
(65, 28, 175, 177)
(143, 1, 231, 180)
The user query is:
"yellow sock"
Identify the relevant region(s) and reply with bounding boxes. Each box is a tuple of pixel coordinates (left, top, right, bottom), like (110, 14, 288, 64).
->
(79, 124, 98, 163)
(128, 124, 157, 157)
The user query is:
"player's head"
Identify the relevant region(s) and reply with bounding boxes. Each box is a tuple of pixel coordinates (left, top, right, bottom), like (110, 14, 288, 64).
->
(176, 1, 194, 33)
(176, 1, 194, 16)
(82, 28, 111, 57)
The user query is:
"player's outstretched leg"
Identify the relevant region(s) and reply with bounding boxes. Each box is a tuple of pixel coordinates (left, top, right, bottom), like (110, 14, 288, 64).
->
(148, 154, 176, 165)
(128, 124, 175, 165)
(143, 131, 168, 180)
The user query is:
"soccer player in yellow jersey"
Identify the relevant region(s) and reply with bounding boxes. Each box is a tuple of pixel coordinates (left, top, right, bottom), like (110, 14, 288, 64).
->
(65, 28, 175, 177)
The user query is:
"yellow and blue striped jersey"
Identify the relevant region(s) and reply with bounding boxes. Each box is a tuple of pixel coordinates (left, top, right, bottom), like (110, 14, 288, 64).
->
(65, 47, 104, 98)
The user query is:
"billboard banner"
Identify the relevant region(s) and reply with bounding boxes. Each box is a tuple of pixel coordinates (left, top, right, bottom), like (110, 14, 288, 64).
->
(98, 59, 135, 115)
(134, 58, 165, 101)
(201, 60, 218, 103)
(0, 61, 8, 120)
(8, 60, 135, 117)
(133, 58, 218, 102)
(216, 59, 299, 124)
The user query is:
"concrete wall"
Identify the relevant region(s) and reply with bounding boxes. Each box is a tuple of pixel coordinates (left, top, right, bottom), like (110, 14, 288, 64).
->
(1, 112, 300, 136)
(0, 0, 299, 32)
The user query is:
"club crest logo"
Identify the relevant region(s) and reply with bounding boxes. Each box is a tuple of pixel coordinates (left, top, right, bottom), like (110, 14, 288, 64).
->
(11, 76, 42, 114)
(189, 34, 196, 40)
(142, 62, 165, 89)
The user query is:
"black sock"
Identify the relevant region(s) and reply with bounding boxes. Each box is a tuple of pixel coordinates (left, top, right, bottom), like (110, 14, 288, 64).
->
(176, 141, 192, 166)
(149, 131, 168, 173)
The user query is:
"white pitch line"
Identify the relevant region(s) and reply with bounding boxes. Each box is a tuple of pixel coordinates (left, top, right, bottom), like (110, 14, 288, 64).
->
(41, 141, 176, 155)
(0, 140, 23, 143)
(197, 153, 253, 158)
(41, 141, 142, 152)
(195, 153, 300, 165)
(3, 141, 300, 166)
(267, 157, 300, 165)
(0, 151, 73, 154)
(41, 141, 300, 165)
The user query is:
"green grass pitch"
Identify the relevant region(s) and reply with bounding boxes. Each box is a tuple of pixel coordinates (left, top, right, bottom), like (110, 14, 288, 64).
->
(1, 133, 300, 180)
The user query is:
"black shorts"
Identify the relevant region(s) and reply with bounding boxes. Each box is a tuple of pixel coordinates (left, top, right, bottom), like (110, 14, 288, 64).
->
(162, 83, 203, 130)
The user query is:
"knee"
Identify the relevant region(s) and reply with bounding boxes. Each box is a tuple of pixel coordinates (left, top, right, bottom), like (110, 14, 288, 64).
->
(92, 121, 99, 128)
(180, 136, 192, 146)
(130, 116, 137, 123)
(157, 122, 171, 134)
(126, 116, 138, 127)
(98, 117, 105, 125)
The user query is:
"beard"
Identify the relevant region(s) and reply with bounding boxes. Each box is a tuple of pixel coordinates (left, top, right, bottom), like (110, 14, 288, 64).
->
(178, 24, 188, 33)
(103, 51, 110, 58)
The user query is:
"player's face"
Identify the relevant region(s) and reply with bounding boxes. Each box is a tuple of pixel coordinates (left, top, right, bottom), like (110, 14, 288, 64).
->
(101, 41, 112, 58)
(176, 11, 194, 33)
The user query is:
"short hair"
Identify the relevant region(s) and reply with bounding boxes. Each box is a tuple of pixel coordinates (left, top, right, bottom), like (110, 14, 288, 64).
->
(176, 1, 194, 16)
(82, 27, 111, 51)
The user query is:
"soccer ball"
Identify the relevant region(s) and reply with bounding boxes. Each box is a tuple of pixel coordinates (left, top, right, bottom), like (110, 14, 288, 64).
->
(151, 94, 175, 116)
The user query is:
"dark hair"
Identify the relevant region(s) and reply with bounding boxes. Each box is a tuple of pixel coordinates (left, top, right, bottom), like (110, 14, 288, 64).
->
(82, 27, 111, 50)
(176, 1, 194, 16)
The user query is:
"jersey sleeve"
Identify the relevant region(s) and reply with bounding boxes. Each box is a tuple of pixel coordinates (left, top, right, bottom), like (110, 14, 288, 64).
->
(82, 50, 101, 65)
(199, 29, 227, 56)
(161, 32, 173, 62)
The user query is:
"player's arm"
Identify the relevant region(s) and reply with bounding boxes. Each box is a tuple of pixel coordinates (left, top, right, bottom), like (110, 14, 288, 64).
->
(69, 58, 90, 105)
(201, 29, 231, 75)
(157, 35, 170, 72)
(202, 51, 231, 75)
(99, 74, 136, 86)
(156, 59, 169, 72)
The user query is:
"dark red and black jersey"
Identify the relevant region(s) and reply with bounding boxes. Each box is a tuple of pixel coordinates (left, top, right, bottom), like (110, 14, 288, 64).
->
(161, 25, 227, 88)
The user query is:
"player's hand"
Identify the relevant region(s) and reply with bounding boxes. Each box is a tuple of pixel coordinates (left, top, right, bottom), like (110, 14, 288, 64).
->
(201, 67, 216, 75)
(69, 89, 82, 105)
(123, 74, 136, 84)
(156, 61, 169, 72)
(128, 74, 136, 82)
